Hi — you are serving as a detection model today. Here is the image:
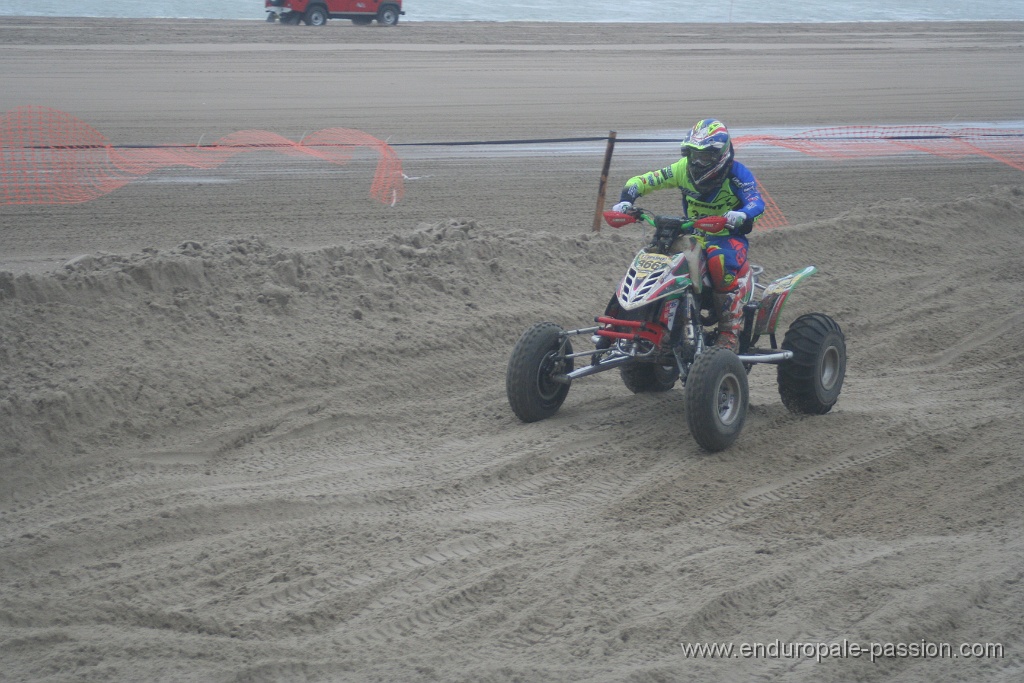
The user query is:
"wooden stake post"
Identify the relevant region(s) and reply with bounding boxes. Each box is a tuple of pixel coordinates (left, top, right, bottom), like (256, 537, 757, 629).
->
(592, 131, 617, 232)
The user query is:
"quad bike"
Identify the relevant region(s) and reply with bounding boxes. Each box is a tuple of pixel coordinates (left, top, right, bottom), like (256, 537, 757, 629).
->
(505, 207, 847, 452)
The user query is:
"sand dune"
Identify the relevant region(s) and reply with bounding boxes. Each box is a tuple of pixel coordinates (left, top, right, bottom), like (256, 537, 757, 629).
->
(2, 18, 1024, 682)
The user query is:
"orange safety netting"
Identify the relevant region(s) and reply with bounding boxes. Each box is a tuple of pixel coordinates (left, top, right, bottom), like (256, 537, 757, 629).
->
(753, 181, 786, 230)
(0, 105, 405, 206)
(735, 125, 1024, 172)
(3, 108, 1022, 227)
(732, 124, 1024, 230)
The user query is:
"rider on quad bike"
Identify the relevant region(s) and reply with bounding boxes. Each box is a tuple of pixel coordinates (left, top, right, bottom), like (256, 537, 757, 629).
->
(505, 119, 847, 451)
(612, 118, 764, 353)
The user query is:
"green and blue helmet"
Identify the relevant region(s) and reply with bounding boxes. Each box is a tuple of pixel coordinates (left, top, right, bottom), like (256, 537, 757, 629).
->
(681, 119, 734, 193)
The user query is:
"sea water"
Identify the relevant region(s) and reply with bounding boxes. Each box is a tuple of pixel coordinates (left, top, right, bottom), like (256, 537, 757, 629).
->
(1, 0, 1023, 22)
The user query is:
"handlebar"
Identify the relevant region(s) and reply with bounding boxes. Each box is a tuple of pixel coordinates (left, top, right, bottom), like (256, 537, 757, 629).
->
(602, 207, 728, 235)
(602, 207, 731, 254)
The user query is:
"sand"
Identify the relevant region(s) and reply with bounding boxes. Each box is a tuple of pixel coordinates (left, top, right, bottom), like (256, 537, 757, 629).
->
(1, 17, 1023, 682)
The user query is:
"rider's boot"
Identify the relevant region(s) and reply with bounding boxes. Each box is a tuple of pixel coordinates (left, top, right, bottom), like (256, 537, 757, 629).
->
(712, 291, 743, 353)
(710, 268, 752, 353)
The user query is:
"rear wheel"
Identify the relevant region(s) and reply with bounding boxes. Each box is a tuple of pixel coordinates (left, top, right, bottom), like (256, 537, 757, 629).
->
(621, 362, 678, 394)
(304, 5, 328, 25)
(777, 313, 846, 414)
(506, 323, 574, 422)
(377, 4, 401, 25)
(685, 348, 749, 452)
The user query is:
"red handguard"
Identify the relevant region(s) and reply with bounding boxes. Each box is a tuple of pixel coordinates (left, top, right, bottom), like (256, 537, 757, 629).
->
(603, 210, 637, 229)
(693, 215, 728, 233)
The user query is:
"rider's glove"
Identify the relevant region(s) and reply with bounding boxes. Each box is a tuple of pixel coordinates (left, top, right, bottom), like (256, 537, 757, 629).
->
(612, 201, 633, 214)
(724, 210, 747, 228)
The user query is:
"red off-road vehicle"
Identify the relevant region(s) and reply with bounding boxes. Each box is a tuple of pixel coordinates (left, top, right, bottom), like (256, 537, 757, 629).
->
(266, 0, 404, 26)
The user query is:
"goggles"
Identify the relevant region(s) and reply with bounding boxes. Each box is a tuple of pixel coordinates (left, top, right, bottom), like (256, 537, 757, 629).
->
(689, 146, 723, 167)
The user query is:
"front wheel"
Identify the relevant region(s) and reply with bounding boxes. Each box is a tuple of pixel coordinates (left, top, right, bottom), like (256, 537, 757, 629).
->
(506, 323, 574, 422)
(377, 4, 401, 25)
(685, 348, 749, 452)
(777, 313, 846, 414)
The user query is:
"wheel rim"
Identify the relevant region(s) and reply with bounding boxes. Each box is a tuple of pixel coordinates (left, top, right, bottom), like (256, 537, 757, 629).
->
(536, 350, 564, 401)
(820, 345, 841, 390)
(716, 372, 742, 425)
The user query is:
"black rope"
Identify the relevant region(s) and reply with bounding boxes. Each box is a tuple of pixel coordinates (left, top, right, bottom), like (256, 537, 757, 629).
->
(11, 131, 1024, 152)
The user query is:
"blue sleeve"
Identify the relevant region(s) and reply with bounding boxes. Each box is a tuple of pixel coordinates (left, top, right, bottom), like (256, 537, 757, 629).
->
(729, 162, 765, 220)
